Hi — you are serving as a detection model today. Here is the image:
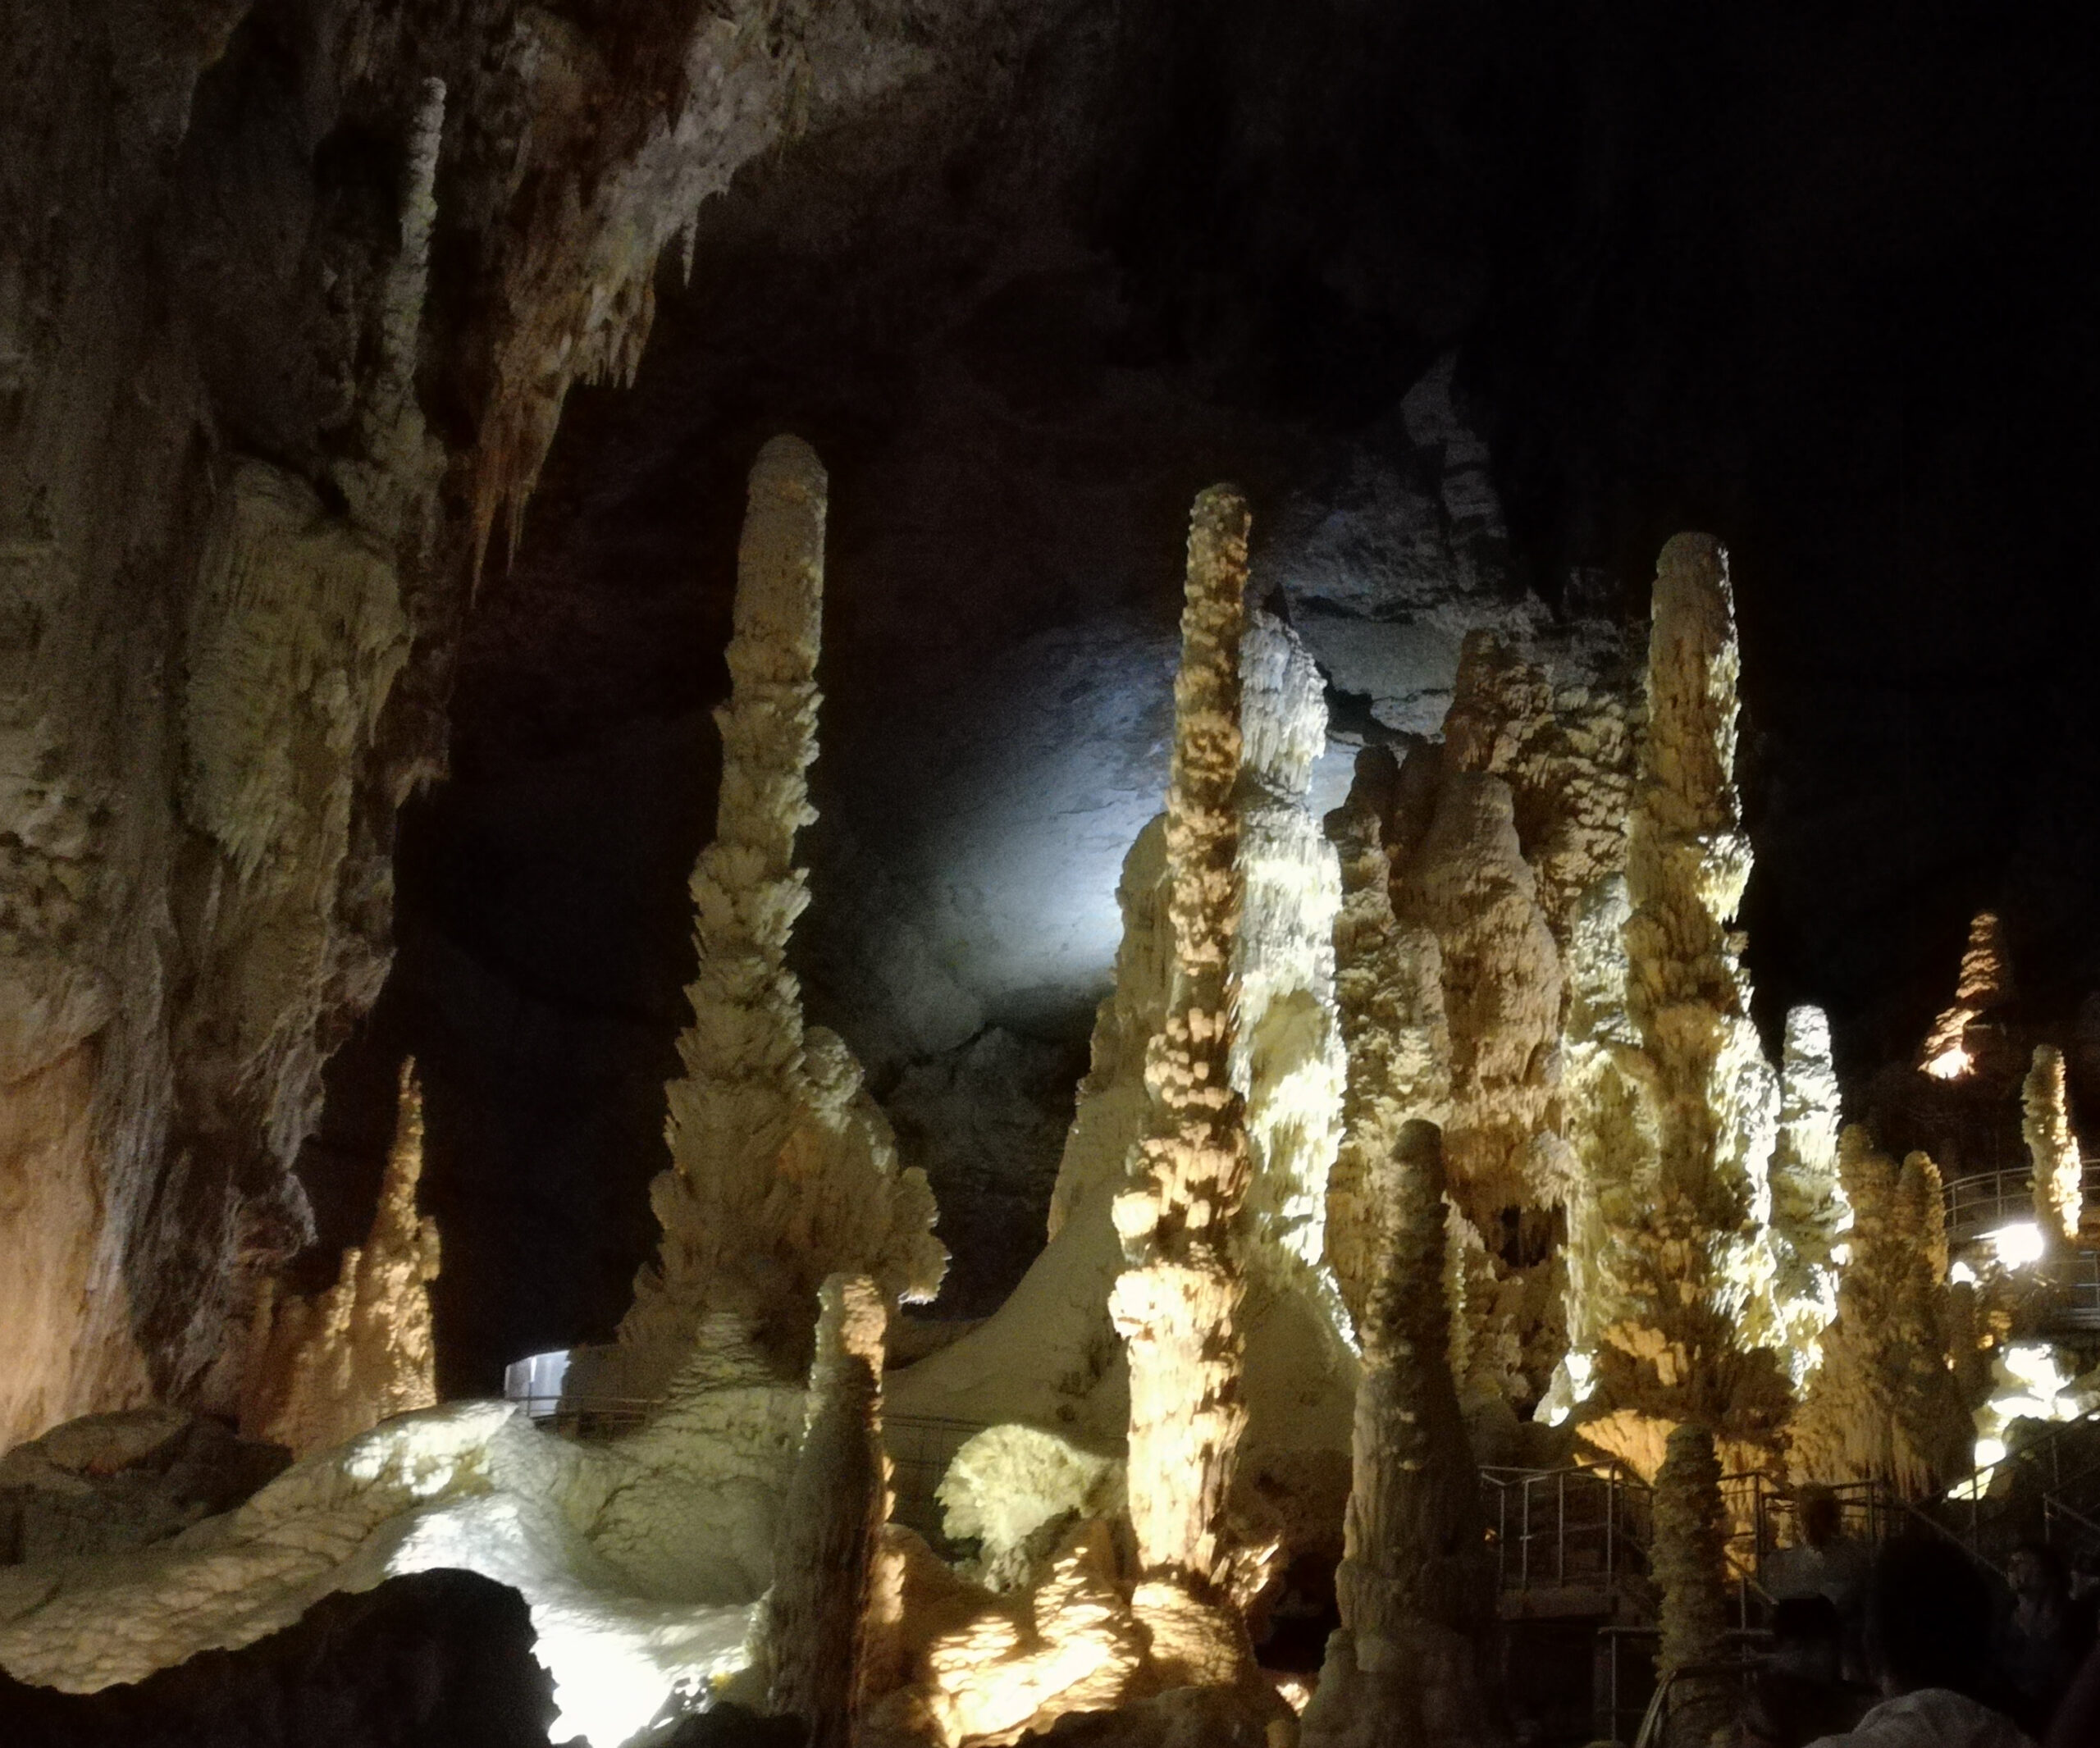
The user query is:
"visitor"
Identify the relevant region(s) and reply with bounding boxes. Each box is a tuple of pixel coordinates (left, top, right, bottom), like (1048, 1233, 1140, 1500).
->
(1738, 1596, 1871, 1748)
(1997, 1543, 2092, 1734)
(1803, 1538, 2033, 1748)
(1765, 1486, 1874, 1679)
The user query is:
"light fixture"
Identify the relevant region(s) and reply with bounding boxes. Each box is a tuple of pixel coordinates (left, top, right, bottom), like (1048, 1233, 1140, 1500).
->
(1924, 1043, 1972, 1081)
(1986, 1221, 2047, 1269)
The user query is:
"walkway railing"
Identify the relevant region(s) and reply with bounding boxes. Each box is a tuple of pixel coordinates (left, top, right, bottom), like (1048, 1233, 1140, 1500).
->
(1481, 1462, 1651, 1600)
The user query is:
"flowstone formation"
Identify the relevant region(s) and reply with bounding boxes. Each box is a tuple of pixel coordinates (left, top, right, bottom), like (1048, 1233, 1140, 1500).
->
(1106, 483, 1258, 1655)
(613, 436, 944, 1394)
(0, 1321, 816, 1748)
(1299, 1121, 1504, 1748)
(240, 1061, 441, 1458)
(1790, 1127, 1973, 1497)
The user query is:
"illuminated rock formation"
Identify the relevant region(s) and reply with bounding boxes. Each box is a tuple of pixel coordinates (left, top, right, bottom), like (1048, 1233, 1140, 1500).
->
(1920, 911, 2011, 1081)
(1652, 1422, 1730, 1748)
(1233, 610, 1352, 1352)
(617, 436, 944, 1390)
(1299, 1120, 1505, 1748)
(760, 1275, 888, 1748)
(240, 1061, 441, 1458)
(0, 1320, 815, 1748)
(1550, 536, 1802, 1472)
(1768, 1008, 1850, 1383)
(1322, 747, 1452, 1342)
(1106, 484, 1255, 1627)
(2024, 1045, 2083, 1248)
(1791, 1128, 1971, 1496)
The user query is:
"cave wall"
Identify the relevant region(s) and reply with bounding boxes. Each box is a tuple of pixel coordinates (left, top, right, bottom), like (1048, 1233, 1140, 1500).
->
(0, 0, 1075, 1441)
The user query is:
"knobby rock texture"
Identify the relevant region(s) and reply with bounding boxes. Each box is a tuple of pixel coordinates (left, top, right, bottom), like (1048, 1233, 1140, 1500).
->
(617, 435, 944, 1394)
(240, 1059, 440, 1457)
(1107, 485, 1254, 1608)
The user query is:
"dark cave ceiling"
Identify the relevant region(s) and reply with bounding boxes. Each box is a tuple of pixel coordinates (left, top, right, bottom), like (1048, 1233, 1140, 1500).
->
(299, 0, 2100, 1390)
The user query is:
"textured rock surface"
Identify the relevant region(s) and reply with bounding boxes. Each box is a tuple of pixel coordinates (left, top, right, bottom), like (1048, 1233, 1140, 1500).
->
(241, 1061, 441, 1457)
(0, 1567, 559, 1748)
(1300, 1121, 1504, 1748)
(1791, 1129, 1972, 1497)
(2023, 1045, 2082, 1248)
(618, 436, 944, 1390)
(1107, 485, 1256, 1603)
(1651, 1422, 1729, 1748)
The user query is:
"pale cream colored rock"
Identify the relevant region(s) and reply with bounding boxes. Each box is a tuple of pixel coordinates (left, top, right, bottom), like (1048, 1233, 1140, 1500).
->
(1919, 911, 2011, 1081)
(761, 1274, 889, 1748)
(1769, 1007, 1851, 1385)
(1550, 536, 1801, 1465)
(2024, 1045, 2083, 1248)
(1107, 485, 1254, 1615)
(938, 1424, 1125, 1593)
(1791, 1129, 1973, 1498)
(619, 436, 944, 1390)
(240, 1060, 441, 1458)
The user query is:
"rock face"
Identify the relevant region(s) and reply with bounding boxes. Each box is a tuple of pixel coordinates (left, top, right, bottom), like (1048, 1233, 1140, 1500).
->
(240, 1061, 441, 1458)
(0, 1567, 559, 1748)
(0, 0, 1066, 1450)
(616, 436, 944, 1391)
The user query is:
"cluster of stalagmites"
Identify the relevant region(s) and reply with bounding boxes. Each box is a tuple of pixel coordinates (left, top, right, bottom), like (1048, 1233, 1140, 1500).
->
(11, 437, 2097, 1748)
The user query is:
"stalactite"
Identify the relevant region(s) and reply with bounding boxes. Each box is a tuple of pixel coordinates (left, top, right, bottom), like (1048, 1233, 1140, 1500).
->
(762, 1274, 888, 1748)
(239, 1060, 440, 1458)
(1107, 481, 1255, 1640)
(1791, 1128, 1971, 1497)
(1653, 1422, 1730, 1748)
(2024, 1044, 2082, 1248)
(617, 436, 944, 1391)
(1300, 1120, 1506, 1748)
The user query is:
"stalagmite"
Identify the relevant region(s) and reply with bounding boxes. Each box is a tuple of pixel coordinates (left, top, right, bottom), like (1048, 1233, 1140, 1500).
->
(1107, 483, 1257, 1650)
(761, 1274, 888, 1748)
(1234, 610, 1353, 1351)
(239, 1060, 440, 1458)
(2024, 1045, 2083, 1248)
(1323, 748, 1452, 1341)
(1652, 1422, 1730, 1748)
(1551, 536, 1798, 1475)
(1299, 1120, 1505, 1748)
(617, 436, 944, 1392)
(1768, 1008, 1850, 1384)
(1791, 1129, 1971, 1497)
(1920, 911, 2011, 1081)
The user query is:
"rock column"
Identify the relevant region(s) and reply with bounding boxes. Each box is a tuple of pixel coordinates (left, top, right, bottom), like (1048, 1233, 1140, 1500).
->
(2025, 1045, 2082, 1249)
(1653, 1422, 1730, 1748)
(1107, 485, 1254, 1613)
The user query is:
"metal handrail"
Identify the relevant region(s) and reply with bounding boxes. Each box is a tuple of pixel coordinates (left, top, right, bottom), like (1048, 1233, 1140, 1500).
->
(1482, 1461, 1651, 1598)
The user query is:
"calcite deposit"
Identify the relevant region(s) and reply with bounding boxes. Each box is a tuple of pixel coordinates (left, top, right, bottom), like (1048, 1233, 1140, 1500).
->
(1300, 1120, 1504, 1748)
(1920, 911, 2012, 1081)
(240, 1061, 441, 1458)
(2024, 1044, 2083, 1248)
(1790, 1128, 1974, 1497)
(616, 436, 944, 1393)
(1107, 483, 1256, 1618)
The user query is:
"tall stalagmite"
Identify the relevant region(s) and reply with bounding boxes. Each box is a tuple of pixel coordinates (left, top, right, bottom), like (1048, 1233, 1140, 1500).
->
(1107, 484, 1255, 1623)
(1768, 1008, 1849, 1383)
(1920, 912, 2012, 1080)
(619, 436, 944, 1391)
(1324, 750, 1452, 1342)
(239, 1059, 440, 1458)
(2024, 1045, 2083, 1249)
(1652, 1422, 1730, 1748)
(1791, 1128, 1971, 1496)
(1554, 535, 1799, 1474)
(1300, 1120, 1504, 1748)
(762, 1274, 888, 1748)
